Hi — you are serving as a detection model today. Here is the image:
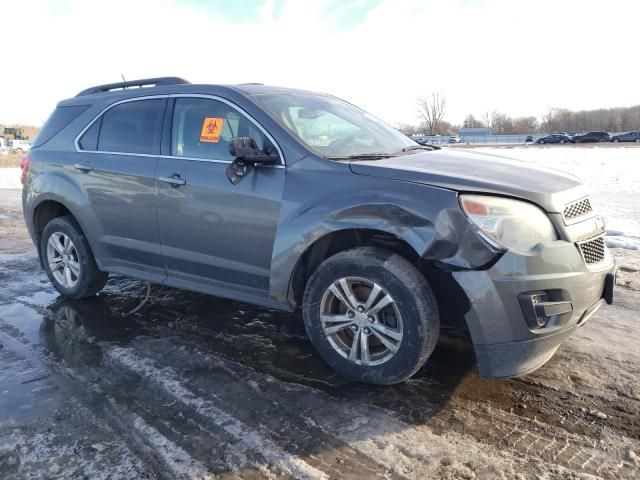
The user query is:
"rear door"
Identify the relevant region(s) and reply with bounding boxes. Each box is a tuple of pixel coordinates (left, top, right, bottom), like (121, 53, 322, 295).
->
(155, 96, 285, 298)
(74, 97, 168, 281)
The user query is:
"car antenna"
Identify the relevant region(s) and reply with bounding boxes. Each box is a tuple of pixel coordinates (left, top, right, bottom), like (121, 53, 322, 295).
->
(121, 73, 127, 89)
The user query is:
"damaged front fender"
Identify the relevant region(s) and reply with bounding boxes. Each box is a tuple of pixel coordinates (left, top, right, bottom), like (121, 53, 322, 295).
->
(268, 156, 500, 307)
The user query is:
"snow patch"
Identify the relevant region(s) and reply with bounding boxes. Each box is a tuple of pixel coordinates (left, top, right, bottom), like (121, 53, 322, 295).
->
(0, 168, 21, 189)
(131, 414, 215, 479)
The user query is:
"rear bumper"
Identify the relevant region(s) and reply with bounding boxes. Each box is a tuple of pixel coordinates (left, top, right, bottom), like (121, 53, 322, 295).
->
(453, 241, 616, 378)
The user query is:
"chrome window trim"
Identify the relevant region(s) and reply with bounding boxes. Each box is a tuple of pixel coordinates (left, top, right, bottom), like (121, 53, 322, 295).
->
(74, 93, 286, 166)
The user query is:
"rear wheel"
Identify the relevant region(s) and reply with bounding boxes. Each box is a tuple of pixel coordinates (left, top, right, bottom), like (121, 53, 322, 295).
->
(560, 139, 566, 144)
(613, 138, 620, 143)
(635, 138, 640, 143)
(599, 137, 607, 142)
(40, 216, 108, 299)
(302, 247, 439, 385)
(539, 139, 545, 144)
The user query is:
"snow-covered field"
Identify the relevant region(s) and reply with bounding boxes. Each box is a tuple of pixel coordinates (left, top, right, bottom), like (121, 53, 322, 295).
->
(1, 146, 638, 249)
(0, 168, 20, 189)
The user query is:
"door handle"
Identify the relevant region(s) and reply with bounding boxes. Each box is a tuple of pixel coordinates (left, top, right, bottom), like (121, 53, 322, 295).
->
(159, 174, 186, 186)
(74, 162, 94, 172)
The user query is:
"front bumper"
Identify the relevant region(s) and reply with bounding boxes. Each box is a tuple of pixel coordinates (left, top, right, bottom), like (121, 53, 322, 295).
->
(452, 240, 616, 378)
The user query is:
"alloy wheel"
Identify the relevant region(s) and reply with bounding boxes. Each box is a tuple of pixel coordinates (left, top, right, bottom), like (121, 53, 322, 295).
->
(319, 276, 403, 366)
(46, 232, 81, 288)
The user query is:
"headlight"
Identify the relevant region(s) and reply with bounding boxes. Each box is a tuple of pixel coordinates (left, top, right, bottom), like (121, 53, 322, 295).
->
(460, 194, 558, 252)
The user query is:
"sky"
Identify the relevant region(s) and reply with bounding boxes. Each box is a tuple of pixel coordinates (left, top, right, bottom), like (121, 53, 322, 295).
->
(2, 0, 639, 127)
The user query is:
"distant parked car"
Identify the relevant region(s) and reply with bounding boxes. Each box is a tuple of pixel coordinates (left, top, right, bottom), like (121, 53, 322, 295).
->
(448, 136, 461, 144)
(573, 131, 610, 143)
(537, 134, 572, 144)
(7, 139, 32, 153)
(611, 131, 640, 143)
(525, 135, 534, 143)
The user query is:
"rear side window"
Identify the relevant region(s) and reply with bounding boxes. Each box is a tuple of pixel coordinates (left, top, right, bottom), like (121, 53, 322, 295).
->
(80, 99, 166, 154)
(32, 105, 89, 148)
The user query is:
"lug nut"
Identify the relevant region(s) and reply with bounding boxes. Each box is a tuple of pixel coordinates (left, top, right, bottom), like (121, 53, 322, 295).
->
(363, 327, 371, 334)
(350, 324, 358, 331)
(347, 311, 355, 319)
(367, 316, 375, 323)
(357, 305, 365, 313)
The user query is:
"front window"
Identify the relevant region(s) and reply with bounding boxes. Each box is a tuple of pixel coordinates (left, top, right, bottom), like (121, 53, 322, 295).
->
(171, 97, 276, 162)
(254, 93, 417, 158)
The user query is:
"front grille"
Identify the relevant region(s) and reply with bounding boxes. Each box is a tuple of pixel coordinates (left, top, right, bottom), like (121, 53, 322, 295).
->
(578, 236, 606, 264)
(564, 198, 593, 220)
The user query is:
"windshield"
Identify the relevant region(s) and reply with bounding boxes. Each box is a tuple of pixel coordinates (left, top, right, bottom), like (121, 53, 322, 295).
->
(254, 93, 417, 158)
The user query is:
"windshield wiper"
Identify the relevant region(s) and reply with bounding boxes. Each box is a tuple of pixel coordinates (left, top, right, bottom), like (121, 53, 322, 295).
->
(325, 153, 397, 161)
(401, 144, 440, 152)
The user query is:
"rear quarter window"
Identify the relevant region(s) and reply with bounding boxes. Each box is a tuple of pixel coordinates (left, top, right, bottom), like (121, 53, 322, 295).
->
(32, 105, 89, 148)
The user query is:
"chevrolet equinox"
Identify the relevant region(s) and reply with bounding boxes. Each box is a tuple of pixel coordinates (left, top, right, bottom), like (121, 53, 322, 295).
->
(22, 77, 616, 384)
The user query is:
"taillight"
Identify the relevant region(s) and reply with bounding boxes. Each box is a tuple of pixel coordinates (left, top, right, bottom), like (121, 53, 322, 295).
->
(20, 155, 30, 185)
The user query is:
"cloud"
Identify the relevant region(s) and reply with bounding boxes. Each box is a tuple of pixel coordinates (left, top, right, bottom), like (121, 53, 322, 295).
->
(2, 0, 638, 126)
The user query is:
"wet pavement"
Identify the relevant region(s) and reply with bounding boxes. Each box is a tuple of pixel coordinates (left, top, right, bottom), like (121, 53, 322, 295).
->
(1, 188, 639, 479)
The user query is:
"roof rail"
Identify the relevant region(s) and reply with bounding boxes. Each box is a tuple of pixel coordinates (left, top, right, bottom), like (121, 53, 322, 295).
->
(76, 77, 190, 97)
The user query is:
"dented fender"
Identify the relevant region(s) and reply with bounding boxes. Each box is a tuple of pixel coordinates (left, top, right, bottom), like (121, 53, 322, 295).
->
(268, 155, 499, 306)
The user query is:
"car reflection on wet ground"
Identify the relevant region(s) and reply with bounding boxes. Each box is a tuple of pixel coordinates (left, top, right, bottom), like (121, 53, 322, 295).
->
(1, 188, 639, 478)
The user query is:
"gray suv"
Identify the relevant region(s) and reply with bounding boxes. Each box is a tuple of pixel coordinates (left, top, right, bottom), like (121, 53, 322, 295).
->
(22, 77, 615, 384)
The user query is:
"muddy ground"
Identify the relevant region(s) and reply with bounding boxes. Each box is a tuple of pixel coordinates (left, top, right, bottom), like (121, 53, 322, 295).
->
(0, 188, 638, 480)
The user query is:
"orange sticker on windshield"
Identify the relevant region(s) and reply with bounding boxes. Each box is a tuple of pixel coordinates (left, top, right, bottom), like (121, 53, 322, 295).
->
(200, 117, 224, 143)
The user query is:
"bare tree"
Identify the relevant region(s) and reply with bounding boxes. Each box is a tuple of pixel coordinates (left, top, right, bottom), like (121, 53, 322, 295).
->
(463, 114, 483, 128)
(417, 93, 447, 135)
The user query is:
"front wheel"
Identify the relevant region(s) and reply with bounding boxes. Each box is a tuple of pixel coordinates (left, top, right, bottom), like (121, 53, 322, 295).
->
(302, 247, 439, 385)
(538, 139, 545, 144)
(40, 216, 108, 299)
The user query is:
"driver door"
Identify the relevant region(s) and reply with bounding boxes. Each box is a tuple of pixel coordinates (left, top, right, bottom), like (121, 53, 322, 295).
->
(155, 96, 285, 298)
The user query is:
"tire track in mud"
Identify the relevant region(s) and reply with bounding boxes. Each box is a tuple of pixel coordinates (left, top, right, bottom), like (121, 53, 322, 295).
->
(106, 336, 636, 479)
(133, 300, 639, 478)
(1, 254, 640, 479)
(0, 321, 290, 479)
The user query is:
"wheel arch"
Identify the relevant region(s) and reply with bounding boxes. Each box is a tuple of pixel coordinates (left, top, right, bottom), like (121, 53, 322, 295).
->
(32, 198, 95, 269)
(287, 227, 472, 330)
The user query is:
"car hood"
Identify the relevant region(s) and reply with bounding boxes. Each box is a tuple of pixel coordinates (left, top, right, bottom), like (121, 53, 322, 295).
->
(348, 149, 587, 213)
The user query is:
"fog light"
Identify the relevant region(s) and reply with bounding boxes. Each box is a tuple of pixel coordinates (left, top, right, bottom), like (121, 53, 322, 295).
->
(518, 291, 573, 330)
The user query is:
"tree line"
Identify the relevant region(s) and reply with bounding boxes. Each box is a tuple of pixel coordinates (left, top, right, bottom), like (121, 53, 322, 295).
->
(403, 94, 640, 136)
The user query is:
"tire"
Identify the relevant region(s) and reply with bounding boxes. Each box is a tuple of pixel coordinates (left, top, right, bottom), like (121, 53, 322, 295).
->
(599, 138, 607, 143)
(40, 216, 108, 299)
(560, 139, 565, 144)
(538, 139, 545, 144)
(635, 138, 640, 143)
(613, 138, 620, 143)
(302, 247, 439, 385)
(575, 138, 582, 143)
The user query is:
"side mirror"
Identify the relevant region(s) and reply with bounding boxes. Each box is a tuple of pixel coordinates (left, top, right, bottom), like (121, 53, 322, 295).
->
(229, 137, 279, 165)
(227, 137, 280, 185)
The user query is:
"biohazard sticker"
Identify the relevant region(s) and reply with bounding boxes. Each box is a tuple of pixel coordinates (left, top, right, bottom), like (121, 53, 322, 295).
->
(200, 117, 224, 143)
